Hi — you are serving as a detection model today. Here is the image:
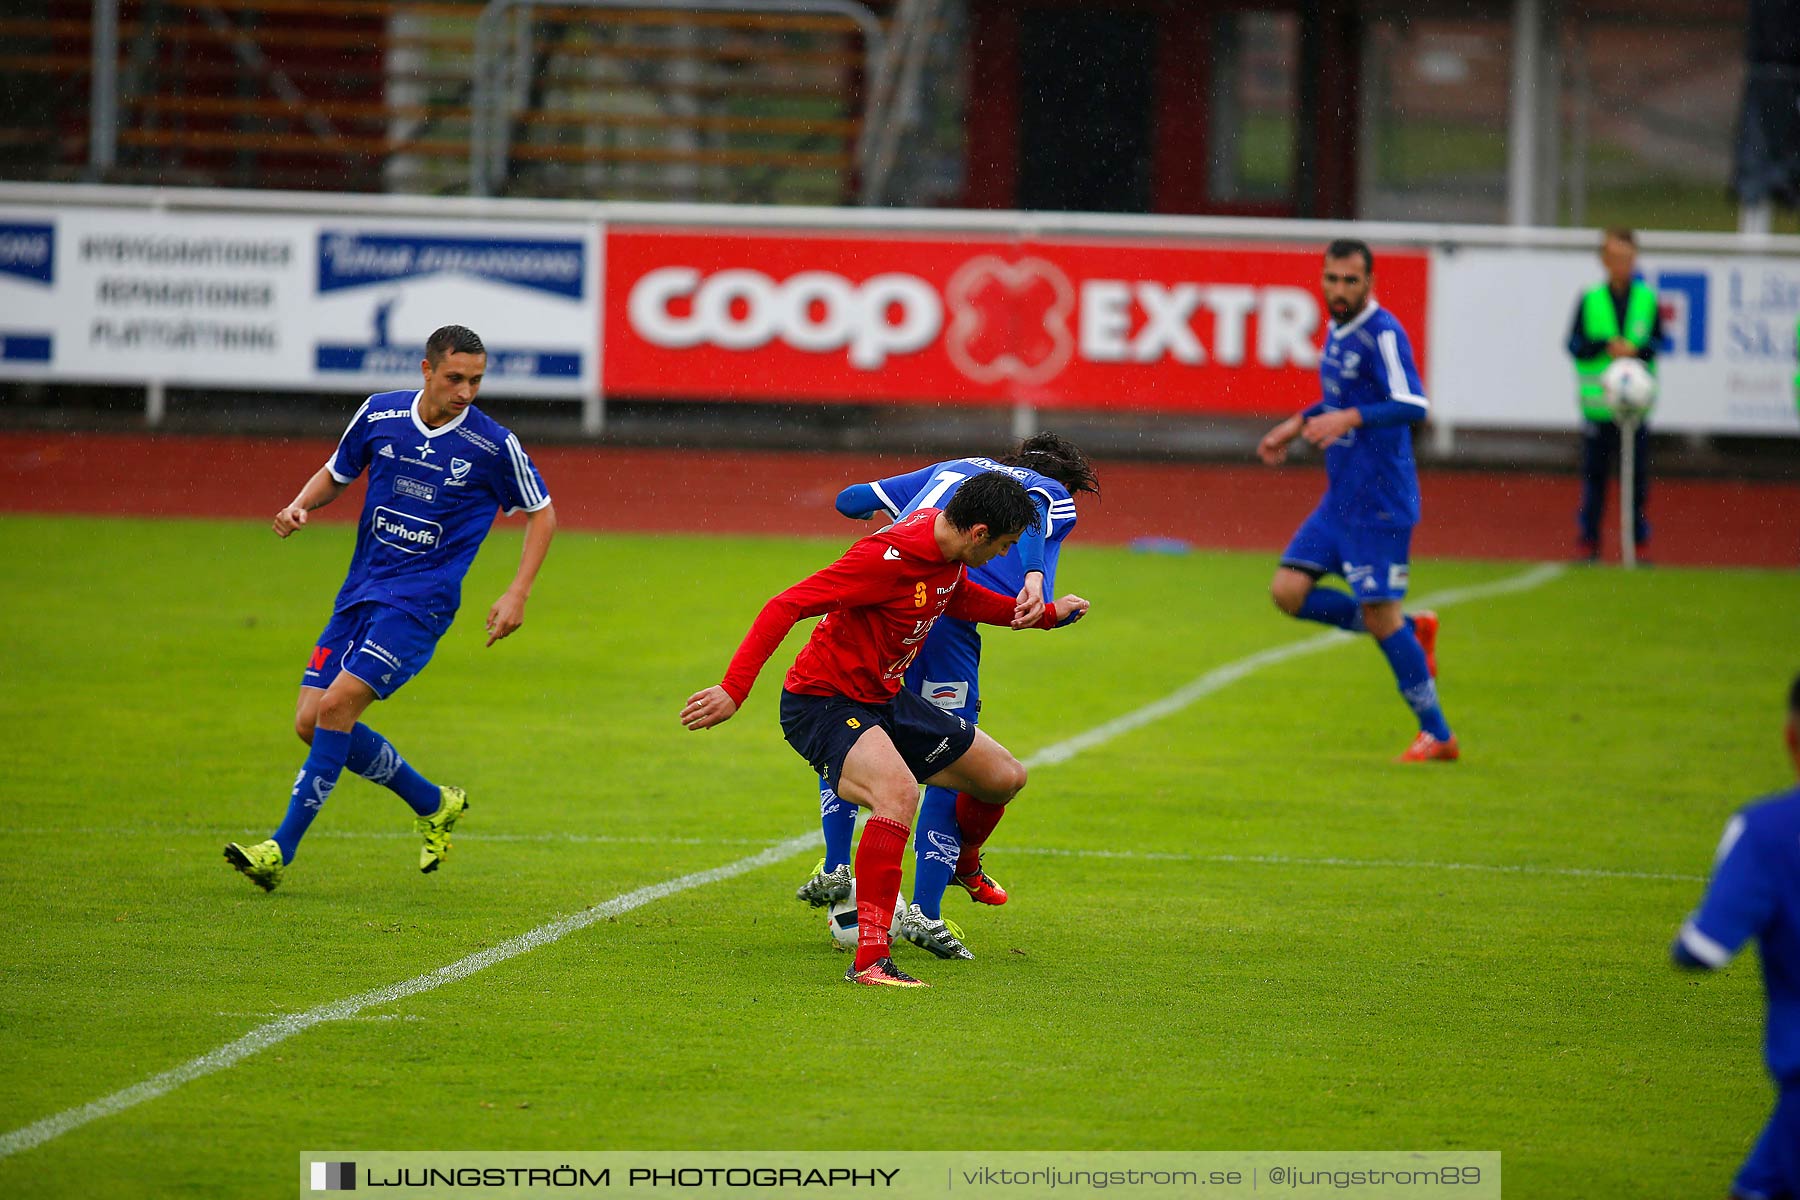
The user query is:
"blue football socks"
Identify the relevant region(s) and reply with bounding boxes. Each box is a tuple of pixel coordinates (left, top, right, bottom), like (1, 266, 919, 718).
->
(345, 723, 442, 816)
(819, 776, 856, 872)
(272, 727, 351, 863)
(1295, 587, 1367, 633)
(910, 785, 962, 921)
(1377, 627, 1452, 740)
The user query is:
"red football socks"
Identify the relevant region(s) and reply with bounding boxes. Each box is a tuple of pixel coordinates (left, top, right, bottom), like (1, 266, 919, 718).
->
(853, 815, 910, 972)
(954, 792, 1007, 875)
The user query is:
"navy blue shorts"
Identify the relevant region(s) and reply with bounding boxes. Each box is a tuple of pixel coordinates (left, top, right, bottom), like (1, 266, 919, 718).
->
(780, 687, 977, 789)
(1280, 504, 1414, 603)
(302, 601, 440, 700)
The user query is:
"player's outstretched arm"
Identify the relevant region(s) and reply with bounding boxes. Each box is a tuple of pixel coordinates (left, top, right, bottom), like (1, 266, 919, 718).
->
(680, 685, 739, 730)
(273, 467, 349, 538)
(1048, 594, 1089, 627)
(487, 501, 556, 647)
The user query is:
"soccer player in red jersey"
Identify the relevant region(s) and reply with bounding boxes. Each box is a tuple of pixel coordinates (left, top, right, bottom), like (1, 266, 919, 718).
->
(681, 473, 1089, 987)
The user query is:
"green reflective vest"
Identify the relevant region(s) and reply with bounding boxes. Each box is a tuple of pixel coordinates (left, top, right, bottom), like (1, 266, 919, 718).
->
(1574, 281, 1658, 422)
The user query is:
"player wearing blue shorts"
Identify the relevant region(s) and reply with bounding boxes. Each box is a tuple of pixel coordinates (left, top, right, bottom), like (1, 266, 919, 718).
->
(795, 432, 1099, 958)
(224, 325, 556, 891)
(1257, 238, 1456, 763)
(1672, 674, 1800, 1200)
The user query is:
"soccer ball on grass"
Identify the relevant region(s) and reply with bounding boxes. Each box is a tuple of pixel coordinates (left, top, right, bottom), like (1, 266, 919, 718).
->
(827, 878, 906, 951)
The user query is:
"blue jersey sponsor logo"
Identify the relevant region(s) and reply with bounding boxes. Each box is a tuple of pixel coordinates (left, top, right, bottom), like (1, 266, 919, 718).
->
(393, 477, 437, 503)
(371, 506, 442, 554)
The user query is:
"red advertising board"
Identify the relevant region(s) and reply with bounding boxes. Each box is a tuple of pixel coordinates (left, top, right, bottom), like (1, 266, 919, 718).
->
(602, 228, 1428, 414)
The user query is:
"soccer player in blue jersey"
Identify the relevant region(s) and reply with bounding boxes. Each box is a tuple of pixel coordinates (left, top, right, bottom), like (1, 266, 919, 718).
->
(1257, 239, 1456, 763)
(1672, 674, 1800, 1200)
(224, 325, 556, 891)
(795, 432, 1099, 958)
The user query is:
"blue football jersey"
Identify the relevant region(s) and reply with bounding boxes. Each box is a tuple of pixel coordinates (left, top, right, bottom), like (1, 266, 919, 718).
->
(1679, 787, 1800, 1083)
(324, 389, 550, 636)
(1313, 302, 1427, 527)
(870, 457, 1077, 596)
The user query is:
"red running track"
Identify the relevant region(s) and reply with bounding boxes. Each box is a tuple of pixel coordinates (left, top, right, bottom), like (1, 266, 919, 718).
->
(1, 431, 1795, 568)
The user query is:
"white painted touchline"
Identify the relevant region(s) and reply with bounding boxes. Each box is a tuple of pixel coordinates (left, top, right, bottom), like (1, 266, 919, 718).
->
(0, 832, 815, 1160)
(0, 562, 1565, 1159)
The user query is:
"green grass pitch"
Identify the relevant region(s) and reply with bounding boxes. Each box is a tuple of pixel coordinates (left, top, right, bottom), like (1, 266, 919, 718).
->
(0, 514, 1796, 1197)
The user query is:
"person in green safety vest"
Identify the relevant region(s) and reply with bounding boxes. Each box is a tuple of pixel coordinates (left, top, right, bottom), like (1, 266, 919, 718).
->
(1565, 227, 1663, 562)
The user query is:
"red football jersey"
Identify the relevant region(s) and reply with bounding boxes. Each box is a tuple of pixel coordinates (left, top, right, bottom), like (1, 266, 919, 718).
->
(719, 509, 1050, 706)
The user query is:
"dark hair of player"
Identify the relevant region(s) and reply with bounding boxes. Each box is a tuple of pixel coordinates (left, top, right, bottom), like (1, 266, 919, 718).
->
(1325, 238, 1374, 274)
(1789, 671, 1800, 717)
(1603, 227, 1637, 248)
(425, 325, 487, 366)
(943, 471, 1040, 539)
(1001, 430, 1101, 498)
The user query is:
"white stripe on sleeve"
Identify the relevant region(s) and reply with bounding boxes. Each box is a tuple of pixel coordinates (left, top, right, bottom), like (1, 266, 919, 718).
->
(1678, 919, 1734, 969)
(869, 480, 901, 518)
(505, 434, 549, 511)
(1378, 329, 1429, 409)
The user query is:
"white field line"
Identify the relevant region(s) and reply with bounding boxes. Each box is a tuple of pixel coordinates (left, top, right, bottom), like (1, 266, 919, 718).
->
(0, 562, 1563, 1160)
(1028, 561, 1566, 768)
(0, 832, 815, 1160)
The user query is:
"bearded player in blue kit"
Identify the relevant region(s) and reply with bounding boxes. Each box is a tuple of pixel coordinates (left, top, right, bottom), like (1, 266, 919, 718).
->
(1672, 674, 1800, 1200)
(1257, 239, 1455, 763)
(224, 325, 556, 891)
(795, 433, 1099, 958)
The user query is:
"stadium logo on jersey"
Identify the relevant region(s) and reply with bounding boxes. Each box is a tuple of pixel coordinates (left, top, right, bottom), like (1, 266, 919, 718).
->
(945, 256, 1076, 385)
(393, 476, 436, 503)
(371, 506, 442, 554)
(449, 458, 473, 483)
(365, 407, 410, 422)
(923, 680, 969, 711)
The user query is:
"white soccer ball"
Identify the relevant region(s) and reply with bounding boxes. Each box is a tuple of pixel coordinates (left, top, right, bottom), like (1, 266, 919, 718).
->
(1601, 357, 1657, 416)
(826, 879, 906, 951)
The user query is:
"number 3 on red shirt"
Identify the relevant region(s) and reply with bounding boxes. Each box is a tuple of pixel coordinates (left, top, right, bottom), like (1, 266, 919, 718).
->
(913, 582, 927, 607)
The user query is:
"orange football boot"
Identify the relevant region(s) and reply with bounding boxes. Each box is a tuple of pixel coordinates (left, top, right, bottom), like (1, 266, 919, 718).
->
(1398, 731, 1460, 763)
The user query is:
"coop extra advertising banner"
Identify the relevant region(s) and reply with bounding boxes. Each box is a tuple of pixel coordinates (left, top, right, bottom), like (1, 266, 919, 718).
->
(0, 206, 598, 397)
(602, 227, 1431, 415)
(1432, 248, 1800, 436)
